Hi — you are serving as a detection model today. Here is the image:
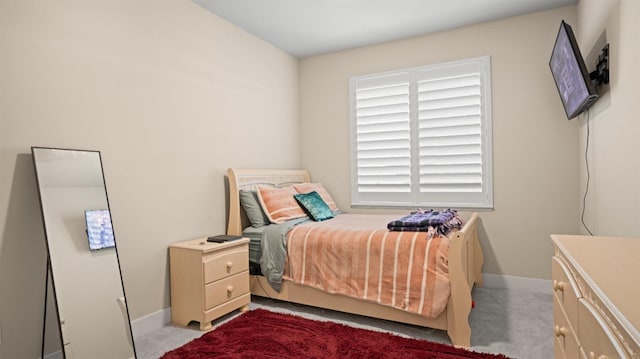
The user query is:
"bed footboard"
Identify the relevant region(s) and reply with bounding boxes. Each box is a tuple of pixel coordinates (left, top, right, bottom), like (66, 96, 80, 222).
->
(446, 212, 483, 348)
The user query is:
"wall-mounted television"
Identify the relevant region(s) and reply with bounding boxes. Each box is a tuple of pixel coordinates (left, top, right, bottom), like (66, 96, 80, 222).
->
(85, 209, 115, 250)
(549, 20, 599, 120)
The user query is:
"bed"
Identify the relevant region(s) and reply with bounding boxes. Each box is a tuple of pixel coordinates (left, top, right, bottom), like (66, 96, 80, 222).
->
(225, 168, 484, 348)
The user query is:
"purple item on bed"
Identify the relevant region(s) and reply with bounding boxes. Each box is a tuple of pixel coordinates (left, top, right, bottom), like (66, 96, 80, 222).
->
(387, 225, 432, 232)
(387, 209, 463, 236)
(387, 209, 456, 228)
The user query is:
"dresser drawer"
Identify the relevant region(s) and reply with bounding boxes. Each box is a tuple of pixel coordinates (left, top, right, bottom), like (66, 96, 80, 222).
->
(204, 271, 249, 310)
(554, 293, 580, 359)
(552, 256, 581, 326)
(203, 245, 249, 284)
(580, 284, 640, 359)
(578, 299, 629, 359)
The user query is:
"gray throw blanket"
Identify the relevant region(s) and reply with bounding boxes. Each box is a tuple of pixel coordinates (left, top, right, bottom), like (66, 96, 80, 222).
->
(259, 217, 309, 292)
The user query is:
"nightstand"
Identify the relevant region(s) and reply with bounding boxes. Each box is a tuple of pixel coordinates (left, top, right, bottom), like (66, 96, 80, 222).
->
(169, 237, 250, 330)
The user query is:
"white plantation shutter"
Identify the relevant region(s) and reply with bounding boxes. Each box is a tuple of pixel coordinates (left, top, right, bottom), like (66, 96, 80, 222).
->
(353, 72, 411, 194)
(350, 57, 492, 209)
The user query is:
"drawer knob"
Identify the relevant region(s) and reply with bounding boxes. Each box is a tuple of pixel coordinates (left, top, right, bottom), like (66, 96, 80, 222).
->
(554, 325, 566, 337)
(227, 285, 234, 295)
(226, 261, 233, 270)
(553, 280, 565, 292)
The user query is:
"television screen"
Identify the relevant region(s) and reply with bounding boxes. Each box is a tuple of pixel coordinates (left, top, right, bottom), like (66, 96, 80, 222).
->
(85, 209, 115, 250)
(549, 20, 598, 119)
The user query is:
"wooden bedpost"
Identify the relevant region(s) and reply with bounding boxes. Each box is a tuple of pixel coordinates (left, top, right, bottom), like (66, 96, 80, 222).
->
(445, 212, 481, 348)
(226, 168, 242, 236)
(472, 216, 484, 287)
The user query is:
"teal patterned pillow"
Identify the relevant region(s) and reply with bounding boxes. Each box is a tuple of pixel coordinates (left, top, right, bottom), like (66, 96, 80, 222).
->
(294, 191, 334, 222)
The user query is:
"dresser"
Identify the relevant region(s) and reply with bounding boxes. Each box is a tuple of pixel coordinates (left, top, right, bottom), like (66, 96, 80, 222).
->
(169, 237, 250, 330)
(551, 234, 640, 359)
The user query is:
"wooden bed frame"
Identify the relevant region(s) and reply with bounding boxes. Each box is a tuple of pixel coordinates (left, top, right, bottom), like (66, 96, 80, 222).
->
(225, 168, 484, 348)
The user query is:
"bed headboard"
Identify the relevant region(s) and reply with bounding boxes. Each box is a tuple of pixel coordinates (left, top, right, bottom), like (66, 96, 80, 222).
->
(226, 168, 311, 236)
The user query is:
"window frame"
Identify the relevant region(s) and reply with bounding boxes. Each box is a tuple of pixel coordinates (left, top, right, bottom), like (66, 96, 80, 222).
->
(349, 56, 493, 210)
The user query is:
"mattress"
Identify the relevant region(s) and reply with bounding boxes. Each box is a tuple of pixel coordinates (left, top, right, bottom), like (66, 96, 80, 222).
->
(283, 213, 453, 318)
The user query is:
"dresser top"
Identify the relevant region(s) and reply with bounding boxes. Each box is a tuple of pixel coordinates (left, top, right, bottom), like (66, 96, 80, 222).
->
(551, 234, 640, 343)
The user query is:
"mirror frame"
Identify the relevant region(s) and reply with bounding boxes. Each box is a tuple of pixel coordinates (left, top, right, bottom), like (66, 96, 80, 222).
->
(31, 147, 136, 359)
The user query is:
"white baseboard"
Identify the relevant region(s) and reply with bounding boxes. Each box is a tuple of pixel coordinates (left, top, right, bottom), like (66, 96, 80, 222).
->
(130, 306, 171, 339)
(481, 273, 551, 294)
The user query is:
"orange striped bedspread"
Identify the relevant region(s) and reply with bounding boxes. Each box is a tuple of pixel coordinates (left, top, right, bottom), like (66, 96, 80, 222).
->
(282, 213, 453, 319)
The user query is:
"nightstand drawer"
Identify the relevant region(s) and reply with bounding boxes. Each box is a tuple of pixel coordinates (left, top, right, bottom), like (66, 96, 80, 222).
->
(204, 271, 249, 309)
(203, 245, 249, 284)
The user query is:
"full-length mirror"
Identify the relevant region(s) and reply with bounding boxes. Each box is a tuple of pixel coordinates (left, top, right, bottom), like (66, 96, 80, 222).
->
(32, 147, 135, 359)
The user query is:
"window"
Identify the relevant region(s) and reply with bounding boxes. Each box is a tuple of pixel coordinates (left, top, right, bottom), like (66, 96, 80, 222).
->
(350, 57, 492, 209)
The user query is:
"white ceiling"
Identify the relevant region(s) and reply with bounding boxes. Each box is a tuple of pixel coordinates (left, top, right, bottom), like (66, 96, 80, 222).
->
(193, 0, 578, 58)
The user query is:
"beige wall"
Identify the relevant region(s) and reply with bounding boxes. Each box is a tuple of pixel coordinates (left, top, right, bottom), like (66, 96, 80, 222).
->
(576, 0, 640, 236)
(0, 1, 299, 358)
(299, 6, 581, 280)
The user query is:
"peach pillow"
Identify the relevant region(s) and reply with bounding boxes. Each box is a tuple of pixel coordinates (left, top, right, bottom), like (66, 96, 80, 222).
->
(256, 185, 308, 224)
(292, 183, 338, 212)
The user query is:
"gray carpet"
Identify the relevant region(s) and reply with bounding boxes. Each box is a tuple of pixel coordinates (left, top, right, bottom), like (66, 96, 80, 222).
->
(135, 286, 552, 358)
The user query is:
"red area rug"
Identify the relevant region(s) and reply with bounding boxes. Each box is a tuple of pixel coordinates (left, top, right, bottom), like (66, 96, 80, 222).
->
(161, 309, 510, 358)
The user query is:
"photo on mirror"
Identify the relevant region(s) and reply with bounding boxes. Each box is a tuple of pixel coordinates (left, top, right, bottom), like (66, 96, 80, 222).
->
(84, 209, 115, 250)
